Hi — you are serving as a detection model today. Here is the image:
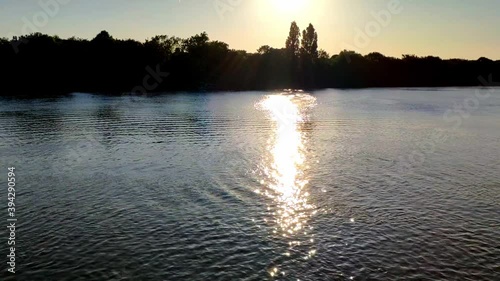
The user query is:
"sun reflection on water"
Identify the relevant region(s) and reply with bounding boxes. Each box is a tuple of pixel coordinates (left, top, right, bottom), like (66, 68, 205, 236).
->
(256, 93, 317, 240)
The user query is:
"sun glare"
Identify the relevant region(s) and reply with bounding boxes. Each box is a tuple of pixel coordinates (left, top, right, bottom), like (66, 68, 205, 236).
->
(256, 93, 317, 238)
(272, 0, 307, 15)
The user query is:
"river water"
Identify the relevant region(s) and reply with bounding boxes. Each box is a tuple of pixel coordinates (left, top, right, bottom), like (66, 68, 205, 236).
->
(0, 88, 499, 280)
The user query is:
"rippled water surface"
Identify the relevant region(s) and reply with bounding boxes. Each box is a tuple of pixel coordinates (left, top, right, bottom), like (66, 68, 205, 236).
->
(1, 89, 499, 280)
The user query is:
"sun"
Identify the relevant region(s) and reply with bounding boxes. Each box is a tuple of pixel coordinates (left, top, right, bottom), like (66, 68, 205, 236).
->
(272, 0, 307, 15)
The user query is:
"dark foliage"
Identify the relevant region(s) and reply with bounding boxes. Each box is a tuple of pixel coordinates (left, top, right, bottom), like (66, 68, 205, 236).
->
(1, 27, 499, 96)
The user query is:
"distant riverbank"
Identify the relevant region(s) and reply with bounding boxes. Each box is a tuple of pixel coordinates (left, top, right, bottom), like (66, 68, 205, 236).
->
(1, 31, 499, 97)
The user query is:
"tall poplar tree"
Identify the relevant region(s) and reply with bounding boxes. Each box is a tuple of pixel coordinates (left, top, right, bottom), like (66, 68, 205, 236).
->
(285, 21, 301, 58)
(301, 23, 318, 58)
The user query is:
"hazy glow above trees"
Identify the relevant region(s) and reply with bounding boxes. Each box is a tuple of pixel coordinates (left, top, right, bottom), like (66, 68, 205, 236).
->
(1, 0, 499, 59)
(271, 0, 307, 15)
(256, 0, 325, 23)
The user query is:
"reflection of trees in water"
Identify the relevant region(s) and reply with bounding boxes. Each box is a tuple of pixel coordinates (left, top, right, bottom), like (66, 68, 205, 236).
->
(94, 105, 121, 121)
(153, 96, 231, 143)
(92, 105, 122, 147)
(0, 110, 64, 143)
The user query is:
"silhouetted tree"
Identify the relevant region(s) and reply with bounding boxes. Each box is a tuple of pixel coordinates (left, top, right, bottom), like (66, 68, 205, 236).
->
(365, 52, 386, 62)
(1, 27, 499, 96)
(183, 32, 209, 54)
(145, 35, 181, 60)
(92, 30, 113, 43)
(285, 21, 301, 59)
(301, 23, 318, 59)
(257, 45, 272, 54)
(318, 49, 329, 60)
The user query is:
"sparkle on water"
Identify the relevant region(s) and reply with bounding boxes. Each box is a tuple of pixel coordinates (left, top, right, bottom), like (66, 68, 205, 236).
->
(257, 93, 317, 235)
(256, 93, 318, 275)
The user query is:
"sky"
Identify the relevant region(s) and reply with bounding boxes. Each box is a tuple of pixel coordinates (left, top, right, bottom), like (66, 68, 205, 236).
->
(0, 0, 499, 59)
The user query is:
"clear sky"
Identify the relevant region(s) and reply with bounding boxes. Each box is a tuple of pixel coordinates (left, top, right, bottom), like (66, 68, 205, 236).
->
(1, 0, 499, 59)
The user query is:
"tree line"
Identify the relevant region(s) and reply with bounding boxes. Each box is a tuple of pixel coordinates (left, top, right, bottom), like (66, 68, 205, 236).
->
(1, 22, 499, 96)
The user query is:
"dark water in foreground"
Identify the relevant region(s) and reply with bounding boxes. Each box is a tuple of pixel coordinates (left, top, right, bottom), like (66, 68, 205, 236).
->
(0, 88, 499, 280)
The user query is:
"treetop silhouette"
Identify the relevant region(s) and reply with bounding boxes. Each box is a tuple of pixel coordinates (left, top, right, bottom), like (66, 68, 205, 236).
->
(0, 26, 498, 96)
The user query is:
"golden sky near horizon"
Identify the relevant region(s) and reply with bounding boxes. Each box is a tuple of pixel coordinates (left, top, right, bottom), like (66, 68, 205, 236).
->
(1, 0, 499, 59)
